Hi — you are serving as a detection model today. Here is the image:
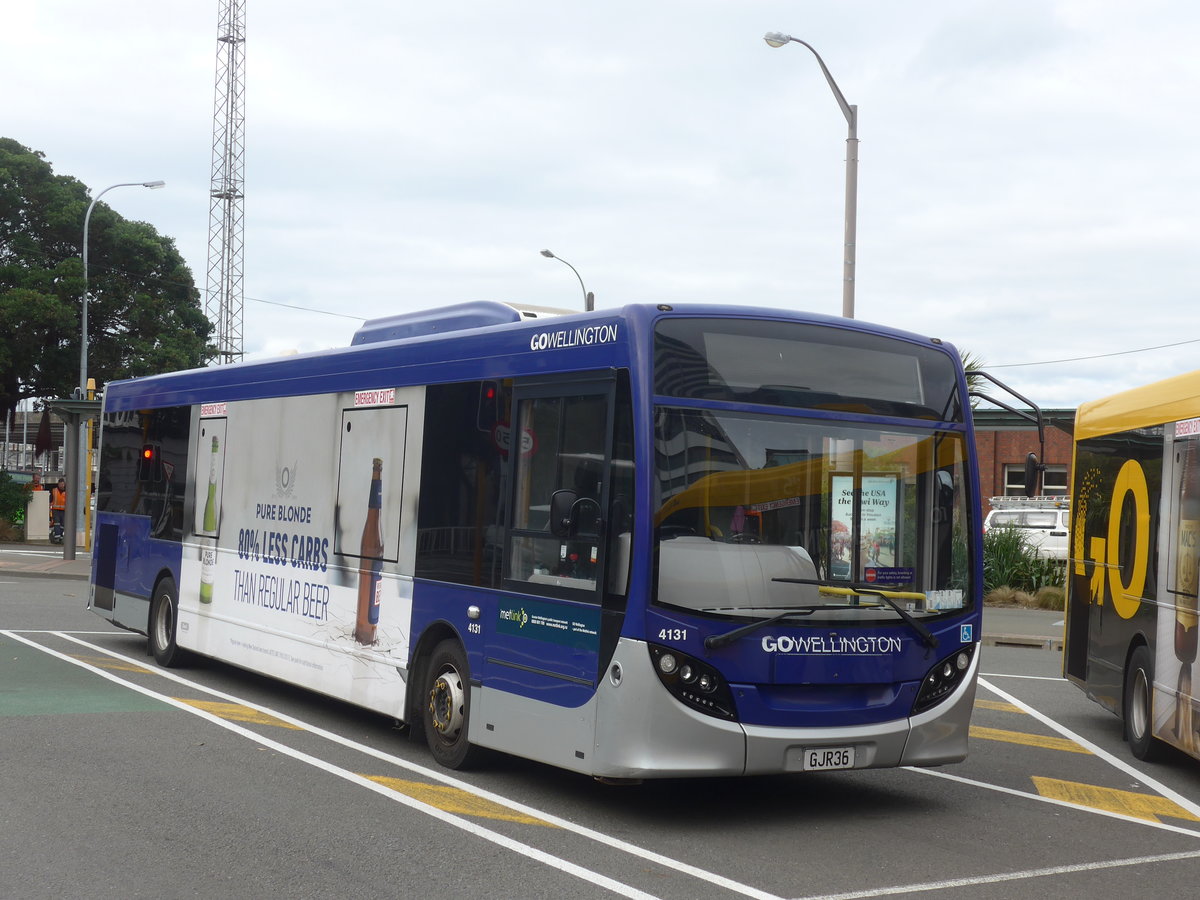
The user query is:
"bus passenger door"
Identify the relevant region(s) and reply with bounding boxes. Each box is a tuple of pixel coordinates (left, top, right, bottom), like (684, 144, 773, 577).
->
(488, 376, 616, 710)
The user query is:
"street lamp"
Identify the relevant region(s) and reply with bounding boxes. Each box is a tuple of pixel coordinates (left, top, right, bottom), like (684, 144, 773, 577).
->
(76, 179, 165, 554)
(763, 31, 858, 319)
(81, 180, 166, 396)
(540, 249, 594, 311)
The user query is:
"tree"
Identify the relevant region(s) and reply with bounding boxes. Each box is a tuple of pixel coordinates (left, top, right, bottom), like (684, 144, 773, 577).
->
(959, 349, 987, 406)
(0, 138, 213, 423)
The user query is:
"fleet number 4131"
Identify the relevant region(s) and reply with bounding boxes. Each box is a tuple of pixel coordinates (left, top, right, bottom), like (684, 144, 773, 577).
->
(658, 628, 687, 641)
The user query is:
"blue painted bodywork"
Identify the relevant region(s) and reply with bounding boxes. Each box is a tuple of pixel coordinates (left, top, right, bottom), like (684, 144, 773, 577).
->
(91, 512, 183, 620)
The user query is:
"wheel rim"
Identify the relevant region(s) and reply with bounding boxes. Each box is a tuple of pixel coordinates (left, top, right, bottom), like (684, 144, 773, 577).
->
(429, 665, 465, 740)
(1130, 667, 1151, 741)
(153, 593, 173, 652)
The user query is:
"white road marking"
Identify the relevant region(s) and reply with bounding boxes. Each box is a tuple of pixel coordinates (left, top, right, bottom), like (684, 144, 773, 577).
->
(2, 629, 665, 900)
(788, 849, 1200, 900)
(978, 676, 1200, 821)
(12, 629, 1199, 900)
(981, 672, 1065, 682)
(28, 630, 787, 900)
(907, 767, 1200, 838)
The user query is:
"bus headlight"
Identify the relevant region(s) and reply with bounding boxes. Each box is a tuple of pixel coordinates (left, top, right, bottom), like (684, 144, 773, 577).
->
(648, 644, 738, 721)
(912, 645, 975, 714)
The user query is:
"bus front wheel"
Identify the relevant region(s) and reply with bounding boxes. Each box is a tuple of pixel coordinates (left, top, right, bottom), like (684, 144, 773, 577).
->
(423, 639, 482, 769)
(1124, 644, 1164, 761)
(149, 577, 187, 668)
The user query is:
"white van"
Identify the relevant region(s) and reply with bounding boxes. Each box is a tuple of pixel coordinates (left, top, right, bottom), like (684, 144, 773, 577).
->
(983, 497, 1070, 561)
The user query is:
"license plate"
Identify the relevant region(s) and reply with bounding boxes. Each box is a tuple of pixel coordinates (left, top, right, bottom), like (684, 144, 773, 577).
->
(801, 746, 855, 771)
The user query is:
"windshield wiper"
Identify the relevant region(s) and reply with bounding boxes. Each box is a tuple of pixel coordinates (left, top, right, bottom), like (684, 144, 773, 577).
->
(704, 607, 820, 650)
(773, 577, 939, 650)
(858, 589, 938, 650)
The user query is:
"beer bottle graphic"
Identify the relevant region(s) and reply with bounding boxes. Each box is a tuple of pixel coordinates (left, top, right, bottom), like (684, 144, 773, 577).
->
(1177, 442, 1199, 663)
(355, 458, 384, 645)
(1175, 441, 1200, 744)
(199, 435, 220, 605)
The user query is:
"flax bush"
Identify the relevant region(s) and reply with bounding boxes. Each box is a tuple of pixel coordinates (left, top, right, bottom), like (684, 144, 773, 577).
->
(982, 525, 1066, 594)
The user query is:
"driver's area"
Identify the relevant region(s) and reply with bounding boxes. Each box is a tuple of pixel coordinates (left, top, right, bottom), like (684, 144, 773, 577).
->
(505, 379, 615, 597)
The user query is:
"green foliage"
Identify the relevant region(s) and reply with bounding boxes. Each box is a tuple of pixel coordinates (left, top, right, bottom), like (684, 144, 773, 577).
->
(959, 349, 986, 373)
(0, 137, 214, 422)
(983, 525, 1066, 594)
(0, 470, 29, 528)
(959, 349, 987, 407)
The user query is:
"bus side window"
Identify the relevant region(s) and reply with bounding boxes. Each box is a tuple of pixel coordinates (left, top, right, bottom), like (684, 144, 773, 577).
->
(415, 380, 510, 588)
(508, 391, 610, 594)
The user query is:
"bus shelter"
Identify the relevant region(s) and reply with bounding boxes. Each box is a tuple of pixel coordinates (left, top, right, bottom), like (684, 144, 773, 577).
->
(48, 396, 101, 560)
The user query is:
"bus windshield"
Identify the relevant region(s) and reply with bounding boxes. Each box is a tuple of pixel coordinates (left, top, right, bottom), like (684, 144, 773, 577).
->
(654, 317, 962, 420)
(653, 406, 971, 620)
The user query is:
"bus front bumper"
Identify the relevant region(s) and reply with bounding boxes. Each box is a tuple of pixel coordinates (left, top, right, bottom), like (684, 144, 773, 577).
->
(591, 638, 979, 779)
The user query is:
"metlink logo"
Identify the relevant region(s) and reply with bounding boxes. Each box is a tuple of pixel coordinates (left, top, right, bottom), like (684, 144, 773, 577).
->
(499, 607, 529, 628)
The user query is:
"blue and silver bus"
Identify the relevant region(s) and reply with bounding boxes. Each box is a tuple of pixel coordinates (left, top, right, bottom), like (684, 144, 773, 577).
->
(90, 301, 983, 779)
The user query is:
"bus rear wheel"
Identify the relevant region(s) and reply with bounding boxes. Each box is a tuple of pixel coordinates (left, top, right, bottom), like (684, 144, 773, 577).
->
(149, 577, 187, 668)
(1124, 645, 1164, 761)
(423, 639, 482, 769)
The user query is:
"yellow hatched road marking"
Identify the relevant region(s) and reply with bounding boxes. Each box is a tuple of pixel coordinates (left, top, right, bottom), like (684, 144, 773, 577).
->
(364, 775, 555, 827)
(173, 698, 302, 730)
(974, 698, 1024, 713)
(1033, 777, 1200, 824)
(970, 725, 1091, 754)
(71, 653, 153, 674)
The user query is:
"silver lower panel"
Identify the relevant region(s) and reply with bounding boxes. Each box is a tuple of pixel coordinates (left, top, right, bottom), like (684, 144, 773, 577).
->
(470, 637, 979, 779)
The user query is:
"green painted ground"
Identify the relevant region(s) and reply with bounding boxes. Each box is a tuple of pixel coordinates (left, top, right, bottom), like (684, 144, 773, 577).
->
(0, 635, 169, 716)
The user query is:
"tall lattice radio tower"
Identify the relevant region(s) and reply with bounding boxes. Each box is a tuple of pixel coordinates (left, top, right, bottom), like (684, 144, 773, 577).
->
(206, 0, 246, 364)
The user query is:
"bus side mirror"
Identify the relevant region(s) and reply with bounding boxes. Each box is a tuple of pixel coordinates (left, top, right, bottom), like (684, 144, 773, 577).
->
(936, 470, 954, 513)
(549, 489, 578, 539)
(1024, 452, 1041, 498)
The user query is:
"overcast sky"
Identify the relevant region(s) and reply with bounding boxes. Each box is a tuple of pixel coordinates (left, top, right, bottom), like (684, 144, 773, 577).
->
(6, 1, 1198, 410)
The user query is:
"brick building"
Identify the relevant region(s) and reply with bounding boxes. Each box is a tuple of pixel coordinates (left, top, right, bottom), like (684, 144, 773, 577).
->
(972, 409, 1075, 516)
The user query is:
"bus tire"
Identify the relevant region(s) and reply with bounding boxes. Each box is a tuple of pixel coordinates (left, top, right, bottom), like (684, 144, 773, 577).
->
(423, 639, 482, 770)
(1124, 644, 1163, 761)
(149, 577, 188, 668)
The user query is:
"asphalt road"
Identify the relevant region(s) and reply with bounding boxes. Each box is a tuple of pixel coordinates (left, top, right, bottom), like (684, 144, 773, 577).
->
(3, 574, 1199, 900)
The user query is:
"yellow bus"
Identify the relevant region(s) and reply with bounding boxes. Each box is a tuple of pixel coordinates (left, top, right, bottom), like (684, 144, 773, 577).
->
(1065, 369, 1200, 761)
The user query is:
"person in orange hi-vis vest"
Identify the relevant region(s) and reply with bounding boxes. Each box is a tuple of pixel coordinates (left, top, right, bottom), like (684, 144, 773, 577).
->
(49, 477, 67, 529)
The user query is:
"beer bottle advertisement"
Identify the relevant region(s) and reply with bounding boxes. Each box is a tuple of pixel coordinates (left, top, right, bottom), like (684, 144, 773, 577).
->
(199, 435, 221, 604)
(355, 458, 385, 645)
(179, 393, 412, 713)
(1177, 440, 1200, 663)
(1175, 439, 1200, 749)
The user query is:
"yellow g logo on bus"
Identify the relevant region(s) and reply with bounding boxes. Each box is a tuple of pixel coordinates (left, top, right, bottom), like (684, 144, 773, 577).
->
(1104, 459, 1150, 620)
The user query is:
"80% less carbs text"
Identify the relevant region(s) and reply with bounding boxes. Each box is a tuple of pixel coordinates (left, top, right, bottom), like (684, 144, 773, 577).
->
(237, 528, 330, 572)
